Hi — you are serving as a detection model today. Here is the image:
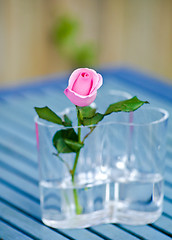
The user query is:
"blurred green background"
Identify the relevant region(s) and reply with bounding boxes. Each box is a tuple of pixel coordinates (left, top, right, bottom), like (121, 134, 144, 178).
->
(1, 0, 172, 86)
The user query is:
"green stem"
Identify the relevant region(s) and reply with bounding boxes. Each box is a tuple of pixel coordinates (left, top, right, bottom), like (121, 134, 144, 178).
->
(71, 106, 82, 214)
(71, 150, 80, 182)
(71, 151, 82, 214)
(81, 126, 96, 144)
(73, 187, 82, 214)
(71, 124, 97, 214)
(72, 107, 82, 180)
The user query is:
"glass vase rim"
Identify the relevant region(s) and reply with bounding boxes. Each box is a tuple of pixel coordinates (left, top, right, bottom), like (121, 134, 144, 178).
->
(34, 106, 169, 128)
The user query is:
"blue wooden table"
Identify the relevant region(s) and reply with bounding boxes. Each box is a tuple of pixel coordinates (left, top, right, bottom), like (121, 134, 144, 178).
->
(0, 67, 172, 240)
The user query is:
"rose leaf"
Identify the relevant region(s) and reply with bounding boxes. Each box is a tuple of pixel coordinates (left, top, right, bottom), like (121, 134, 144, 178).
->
(82, 113, 104, 126)
(64, 139, 84, 152)
(104, 96, 149, 115)
(53, 128, 83, 153)
(34, 106, 63, 125)
(63, 114, 72, 127)
(78, 106, 97, 120)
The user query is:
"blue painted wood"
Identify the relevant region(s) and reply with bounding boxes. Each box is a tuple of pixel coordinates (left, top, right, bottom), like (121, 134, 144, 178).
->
(119, 224, 172, 240)
(0, 199, 104, 240)
(165, 172, 172, 185)
(58, 229, 104, 240)
(0, 167, 39, 200)
(0, 107, 34, 131)
(164, 185, 172, 201)
(153, 215, 172, 235)
(0, 219, 32, 240)
(0, 67, 172, 239)
(0, 114, 35, 140)
(0, 201, 68, 240)
(163, 201, 172, 218)
(0, 121, 35, 146)
(90, 224, 140, 240)
(111, 67, 172, 102)
(0, 122, 35, 147)
(0, 152, 38, 183)
(0, 183, 41, 219)
(166, 153, 172, 169)
(0, 135, 37, 164)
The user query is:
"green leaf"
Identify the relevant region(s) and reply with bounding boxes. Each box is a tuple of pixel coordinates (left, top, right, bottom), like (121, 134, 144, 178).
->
(64, 139, 84, 152)
(104, 96, 149, 116)
(53, 128, 83, 153)
(63, 114, 72, 127)
(34, 106, 63, 125)
(82, 113, 104, 126)
(78, 106, 97, 120)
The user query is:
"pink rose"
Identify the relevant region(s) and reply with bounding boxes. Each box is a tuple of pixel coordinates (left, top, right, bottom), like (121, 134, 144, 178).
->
(64, 68, 103, 107)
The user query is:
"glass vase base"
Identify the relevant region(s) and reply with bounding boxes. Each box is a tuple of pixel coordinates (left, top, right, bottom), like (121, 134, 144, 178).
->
(116, 209, 162, 225)
(40, 172, 163, 228)
(108, 204, 162, 225)
(42, 209, 108, 229)
(42, 208, 162, 229)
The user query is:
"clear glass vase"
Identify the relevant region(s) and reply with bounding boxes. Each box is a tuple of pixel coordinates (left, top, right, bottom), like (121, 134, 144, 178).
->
(35, 104, 169, 228)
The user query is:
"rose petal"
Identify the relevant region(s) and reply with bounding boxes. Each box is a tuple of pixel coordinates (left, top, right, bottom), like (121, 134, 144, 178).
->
(97, 73, 103, 89)
(90, 73, 103, 94)
(64, 88, 97, 107)
(72, 71, 93, 96)
(68, 68, 97, 90)
(88, 69, 99, 92)
(68, 68, 82, 89)
(65, 68, 103, 106)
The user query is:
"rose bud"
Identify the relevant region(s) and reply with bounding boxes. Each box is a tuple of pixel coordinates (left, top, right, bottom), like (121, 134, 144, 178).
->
(64, 68, 103, 107)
